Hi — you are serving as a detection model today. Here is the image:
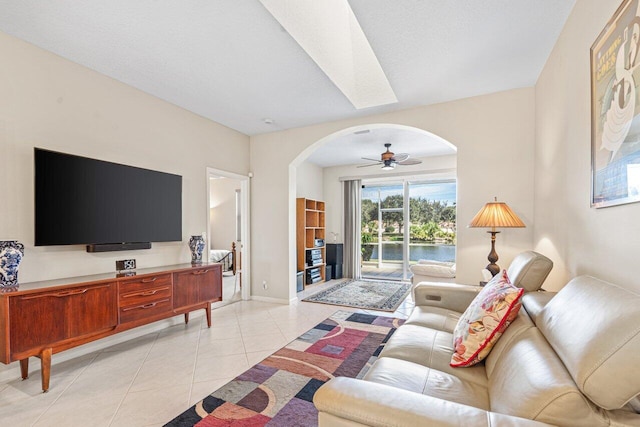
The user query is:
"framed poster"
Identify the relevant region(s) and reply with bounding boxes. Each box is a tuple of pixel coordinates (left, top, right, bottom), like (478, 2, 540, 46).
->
(591, 0, 640, 208)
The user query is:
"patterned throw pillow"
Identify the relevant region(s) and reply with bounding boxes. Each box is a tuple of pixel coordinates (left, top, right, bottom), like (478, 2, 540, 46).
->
(451, 270, 524, 367)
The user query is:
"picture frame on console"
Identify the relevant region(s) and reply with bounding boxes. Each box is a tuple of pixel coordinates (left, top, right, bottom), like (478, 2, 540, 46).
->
(590, 0, 640, 208)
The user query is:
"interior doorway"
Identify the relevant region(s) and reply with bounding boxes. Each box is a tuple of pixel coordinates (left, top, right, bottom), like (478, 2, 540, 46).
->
(206, 168, 251, 303)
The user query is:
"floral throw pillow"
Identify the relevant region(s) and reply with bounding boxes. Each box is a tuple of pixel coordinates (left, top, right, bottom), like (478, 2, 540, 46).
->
(451, 270, 524, 367)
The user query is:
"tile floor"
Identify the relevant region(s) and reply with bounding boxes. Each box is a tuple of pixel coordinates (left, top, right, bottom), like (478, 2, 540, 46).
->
(0, 279, 414, 427)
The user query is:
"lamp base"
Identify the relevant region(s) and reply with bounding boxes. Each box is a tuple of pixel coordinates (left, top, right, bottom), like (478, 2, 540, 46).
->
(486, 263, 500, 277)
(486, 230, 501, 277)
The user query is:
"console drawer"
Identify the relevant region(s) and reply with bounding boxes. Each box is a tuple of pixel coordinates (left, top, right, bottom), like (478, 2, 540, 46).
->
(119, 298, 173, 323)
(119, 285, 172, 308)
(119, 273, 172, 295)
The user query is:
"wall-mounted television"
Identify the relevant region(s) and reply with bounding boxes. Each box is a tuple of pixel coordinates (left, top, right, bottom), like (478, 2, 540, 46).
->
(35, 148, 182, 252)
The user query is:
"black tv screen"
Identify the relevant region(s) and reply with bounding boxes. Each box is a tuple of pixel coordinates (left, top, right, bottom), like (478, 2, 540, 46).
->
(35, 148, 182, 246)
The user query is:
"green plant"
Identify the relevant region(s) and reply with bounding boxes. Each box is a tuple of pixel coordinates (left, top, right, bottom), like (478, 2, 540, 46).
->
(410, 221, 440, 242)
(361, 231, 374, 261)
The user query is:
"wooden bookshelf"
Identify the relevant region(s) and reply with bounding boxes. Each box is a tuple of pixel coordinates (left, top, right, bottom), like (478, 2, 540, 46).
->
(296, 198, 326, 287)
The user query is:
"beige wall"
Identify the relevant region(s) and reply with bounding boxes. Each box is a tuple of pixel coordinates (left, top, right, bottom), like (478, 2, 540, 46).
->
(0, 32, 249, 283)
(534, 0, 640, 291)
(250, 88, 536, 301)
(296, 160, 324, 200)
(209, 177, 240, 251)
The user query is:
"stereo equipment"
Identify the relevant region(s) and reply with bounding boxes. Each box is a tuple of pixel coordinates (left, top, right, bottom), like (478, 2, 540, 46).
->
(314, 238, 325, 247)
(326, 243, 343, 264)
(306, 248, 324, 266)
(330, 264, 343, 280)
(308, 248, 322, 257)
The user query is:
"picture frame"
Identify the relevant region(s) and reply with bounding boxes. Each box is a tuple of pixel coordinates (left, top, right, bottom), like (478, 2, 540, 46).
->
(591, 0, 640, 208)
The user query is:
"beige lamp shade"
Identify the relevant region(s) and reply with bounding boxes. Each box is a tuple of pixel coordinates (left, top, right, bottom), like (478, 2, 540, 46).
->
(468, 198, 526, 230)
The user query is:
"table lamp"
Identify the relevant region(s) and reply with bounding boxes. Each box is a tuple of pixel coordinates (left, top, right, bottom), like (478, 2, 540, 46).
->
(469, 197, 525, 276)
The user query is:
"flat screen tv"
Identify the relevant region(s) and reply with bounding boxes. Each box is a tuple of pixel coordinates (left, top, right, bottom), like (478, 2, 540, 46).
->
(35, 148, 182, 251)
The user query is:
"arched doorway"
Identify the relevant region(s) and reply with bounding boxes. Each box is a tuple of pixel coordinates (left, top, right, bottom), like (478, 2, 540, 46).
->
(289, 124, 457, 298)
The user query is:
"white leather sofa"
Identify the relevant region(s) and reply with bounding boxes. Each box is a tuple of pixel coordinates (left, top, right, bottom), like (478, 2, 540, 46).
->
(314, 252, 640, 426)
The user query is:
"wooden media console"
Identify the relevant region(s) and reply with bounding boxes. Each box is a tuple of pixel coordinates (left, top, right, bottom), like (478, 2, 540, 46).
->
(0, 263, 222, 392)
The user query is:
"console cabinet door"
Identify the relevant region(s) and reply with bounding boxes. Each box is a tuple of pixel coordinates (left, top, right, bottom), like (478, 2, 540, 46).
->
(9, 282, 117, 356)
(173, 267, 221, 310)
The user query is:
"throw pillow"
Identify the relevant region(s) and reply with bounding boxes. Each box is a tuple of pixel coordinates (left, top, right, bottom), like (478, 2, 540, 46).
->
(451, 270, 524, 367)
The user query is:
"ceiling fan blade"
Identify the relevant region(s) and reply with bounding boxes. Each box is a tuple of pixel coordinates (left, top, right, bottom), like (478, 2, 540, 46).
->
(397, 159, 422, 166)
(361, 157, 382, 162)
(393, 153, 410, 162)
(357, 163, 382, 168)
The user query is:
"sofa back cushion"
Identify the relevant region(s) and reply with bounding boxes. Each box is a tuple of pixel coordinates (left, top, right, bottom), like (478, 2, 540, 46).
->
(506, 251, 553, 292)
(484, 307, 534, 377)
(537, 275, 640, 410)
(488, 328, 607, 426)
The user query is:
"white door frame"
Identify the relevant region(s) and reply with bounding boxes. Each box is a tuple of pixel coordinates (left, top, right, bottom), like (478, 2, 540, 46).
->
(206, 167, 251, 301)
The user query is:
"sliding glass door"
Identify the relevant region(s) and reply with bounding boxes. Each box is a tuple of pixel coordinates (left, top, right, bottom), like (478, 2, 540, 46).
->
(361, 179, 456, 281)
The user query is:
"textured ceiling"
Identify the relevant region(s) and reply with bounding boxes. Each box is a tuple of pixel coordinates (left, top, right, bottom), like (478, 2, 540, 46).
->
(0, 1, 575, 138)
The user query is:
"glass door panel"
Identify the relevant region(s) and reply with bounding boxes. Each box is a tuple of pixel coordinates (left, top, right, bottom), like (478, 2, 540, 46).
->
(361, 183, 405, 281)
(407, 181, 457, 277)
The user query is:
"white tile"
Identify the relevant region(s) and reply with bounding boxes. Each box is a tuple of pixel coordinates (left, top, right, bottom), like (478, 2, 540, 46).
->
(193, 353, 249, 383)
(242, 331, 287, 354)
(129, 355, 196, 393)
(111, 382, 192, 426)
(245, 350, 276, 367)
(199, 324, 242, 341)
(189, 377, 233, 406)
(239, 319, 280, 337)
(197, 337, 246, 357)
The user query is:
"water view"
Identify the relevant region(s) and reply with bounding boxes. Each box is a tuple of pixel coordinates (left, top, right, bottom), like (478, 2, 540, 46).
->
(367, 243, 455, 263)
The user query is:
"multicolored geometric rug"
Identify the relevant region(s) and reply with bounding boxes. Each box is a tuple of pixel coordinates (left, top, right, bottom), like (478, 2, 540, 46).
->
(302, 279, 412, 312)
(164, 311, 404, 426)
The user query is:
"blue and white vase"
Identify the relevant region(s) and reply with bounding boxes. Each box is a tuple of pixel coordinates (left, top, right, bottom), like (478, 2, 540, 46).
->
(188, 235, 205, 264)
(0, 241, 24, 289)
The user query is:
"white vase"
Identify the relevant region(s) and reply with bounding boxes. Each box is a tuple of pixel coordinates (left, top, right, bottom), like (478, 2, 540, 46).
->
(0, 241, 24, 289)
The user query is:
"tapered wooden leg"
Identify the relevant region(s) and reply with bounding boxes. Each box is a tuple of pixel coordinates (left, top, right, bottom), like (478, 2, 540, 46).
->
(40, 348, 52, 393)
(20, 358, 29, 380)
(184, 313, 189, 324)
(205, 302, 212, 328)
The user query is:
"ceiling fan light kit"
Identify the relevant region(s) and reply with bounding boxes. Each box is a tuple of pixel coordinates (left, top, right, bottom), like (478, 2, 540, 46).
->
(359, 143, 423, 170)
(381, 160, 396, 170)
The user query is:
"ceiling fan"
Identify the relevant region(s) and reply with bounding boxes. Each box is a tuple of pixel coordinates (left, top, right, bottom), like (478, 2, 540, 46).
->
(358, 143, 423, 170)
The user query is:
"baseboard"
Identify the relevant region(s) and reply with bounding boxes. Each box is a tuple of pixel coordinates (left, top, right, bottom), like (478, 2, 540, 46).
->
(250, 295, 290, 305)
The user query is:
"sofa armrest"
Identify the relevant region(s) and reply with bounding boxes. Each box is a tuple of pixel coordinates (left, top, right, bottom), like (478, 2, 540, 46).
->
(314, 377, 551, 427)
(413, 282, 481, 313)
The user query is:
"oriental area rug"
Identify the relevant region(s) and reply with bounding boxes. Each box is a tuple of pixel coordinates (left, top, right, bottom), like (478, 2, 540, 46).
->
(164, 311, 404, 427)
(302, 279, 412, 312)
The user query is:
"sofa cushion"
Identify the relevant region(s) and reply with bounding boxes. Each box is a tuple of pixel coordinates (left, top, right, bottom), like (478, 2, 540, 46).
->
(451, 271, 523, 367)
(537, 275, 640, 410)
(506, 250, 553, 292)
(379, 324, 488, 387)
(364, 357, 490, 411)
(484, 307, 535, 377)
(488, 327, 608, 427)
